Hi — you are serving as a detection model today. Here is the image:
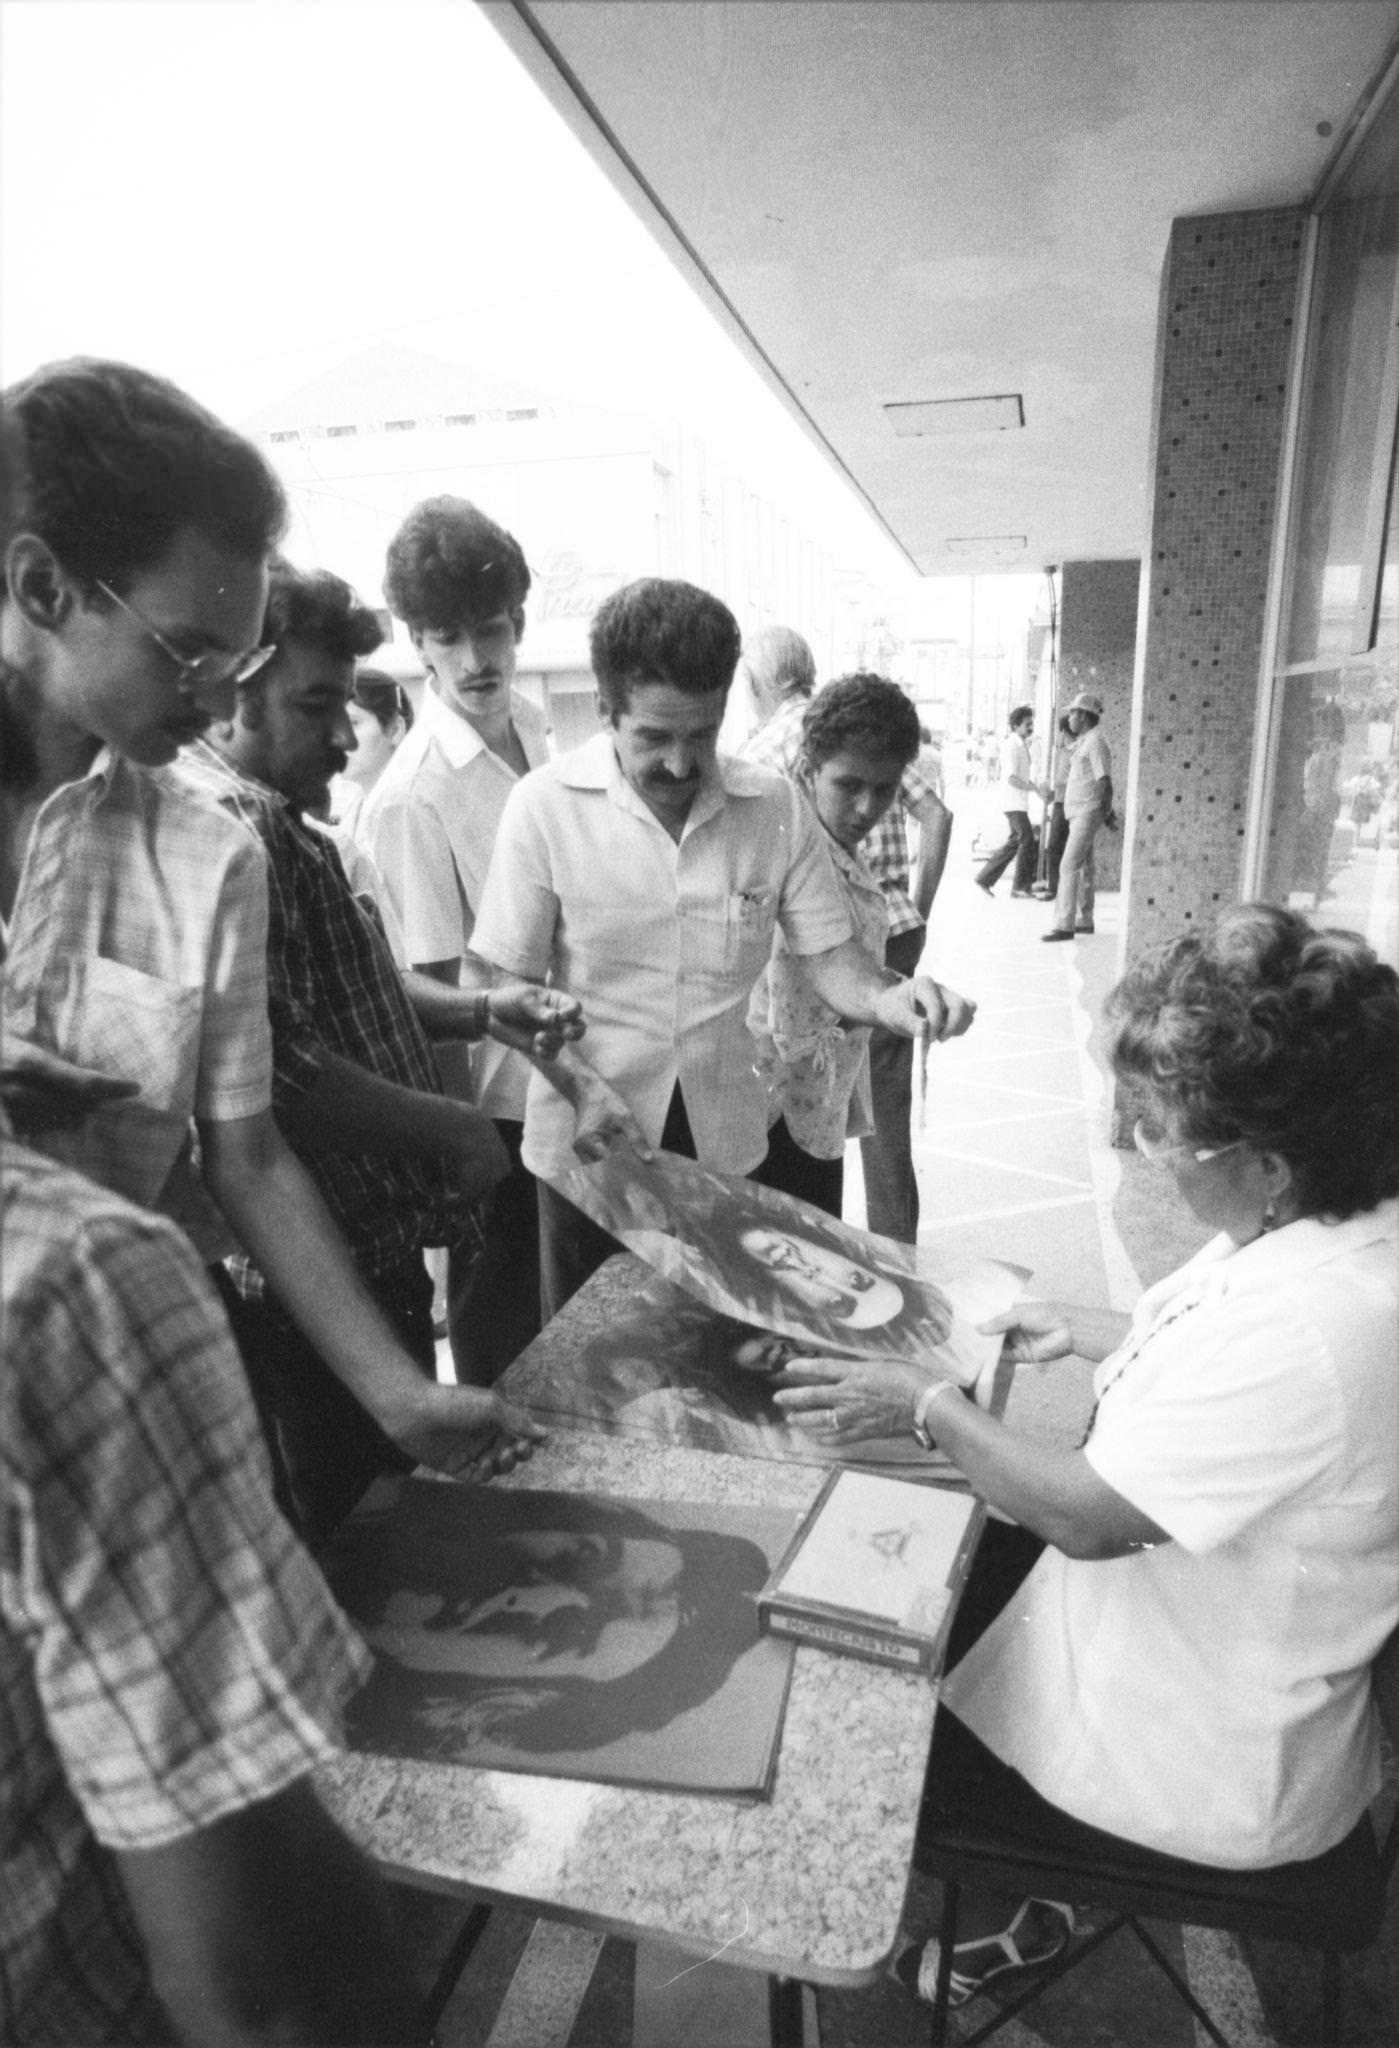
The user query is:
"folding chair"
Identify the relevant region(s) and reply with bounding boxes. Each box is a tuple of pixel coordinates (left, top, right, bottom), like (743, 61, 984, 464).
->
(917, 1625, 1399, 2047)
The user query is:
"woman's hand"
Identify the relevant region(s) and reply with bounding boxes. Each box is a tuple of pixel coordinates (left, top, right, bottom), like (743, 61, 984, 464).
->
(771, 1355, 931, 1445)
(977, 1299, 1076, 1363)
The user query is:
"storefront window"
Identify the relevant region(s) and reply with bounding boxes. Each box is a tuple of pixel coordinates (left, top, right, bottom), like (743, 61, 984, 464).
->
(1260, 85, 1399, 964)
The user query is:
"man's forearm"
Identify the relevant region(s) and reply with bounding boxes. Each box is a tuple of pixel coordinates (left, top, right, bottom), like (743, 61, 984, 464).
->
(404, 959, 492, 1038)
(276, 1054, 505, 1184)
(120, 1780, 423, 2048)
(801, 936, 899, 1023)
(202, 1111, 438, 1438)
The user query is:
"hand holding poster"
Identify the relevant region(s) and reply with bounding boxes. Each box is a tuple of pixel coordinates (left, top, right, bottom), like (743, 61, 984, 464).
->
(543, 1143, 1019, 1385)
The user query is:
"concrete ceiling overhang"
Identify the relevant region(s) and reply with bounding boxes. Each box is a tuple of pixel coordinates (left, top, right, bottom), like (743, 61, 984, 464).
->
(485, 0, 1399, 577)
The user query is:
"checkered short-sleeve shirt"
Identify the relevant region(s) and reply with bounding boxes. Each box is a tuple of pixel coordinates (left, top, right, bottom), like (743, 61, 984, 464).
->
(1, 1139, 370, 2042)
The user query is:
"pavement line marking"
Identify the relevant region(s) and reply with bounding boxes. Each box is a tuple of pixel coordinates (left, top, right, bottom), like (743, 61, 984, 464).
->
(915, 1145, 1094, 1192)
(930, 1107, 1080, 1133)
(922, 1193, 1098, 1229)
(928, 1075, 1085, 1104)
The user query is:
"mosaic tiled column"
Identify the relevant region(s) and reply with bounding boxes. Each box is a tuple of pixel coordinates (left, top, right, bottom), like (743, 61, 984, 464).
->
(1123, 206, 1307, 958)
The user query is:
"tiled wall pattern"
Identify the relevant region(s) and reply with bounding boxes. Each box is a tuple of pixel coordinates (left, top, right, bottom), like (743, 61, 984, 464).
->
(1059, 558, 1141, 892)
(1124, 206, 1306, 962)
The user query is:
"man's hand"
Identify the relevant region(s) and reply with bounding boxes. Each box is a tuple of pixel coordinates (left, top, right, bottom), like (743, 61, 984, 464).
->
(487, 983, 586, 1061)
(872, 973, 977, 1044)
(379, 1379, 546, 1481)
(569, 1071, 654, 1164)
(0, 1038, 139, 1136)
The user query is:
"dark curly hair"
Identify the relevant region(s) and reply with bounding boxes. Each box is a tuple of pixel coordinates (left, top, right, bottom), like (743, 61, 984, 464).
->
(3, 357, 286, 593)
(259, 561, 383, 665)
(1108, 902, 1399, 1220)
(383, 496, 530, 633)
(590, 578, 741, 715)
(799, 673, 921, 773)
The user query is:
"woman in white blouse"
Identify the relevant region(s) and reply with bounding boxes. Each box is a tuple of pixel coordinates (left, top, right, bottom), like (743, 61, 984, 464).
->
(774, 904, 1399, 2007)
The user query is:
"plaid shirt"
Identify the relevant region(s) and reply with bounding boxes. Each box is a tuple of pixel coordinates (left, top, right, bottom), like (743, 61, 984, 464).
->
(1, 752, 273, 1262)
(736, 702, 942, 939)
(177, 744, 480, 1294)
(1, 1138, 368, 2043)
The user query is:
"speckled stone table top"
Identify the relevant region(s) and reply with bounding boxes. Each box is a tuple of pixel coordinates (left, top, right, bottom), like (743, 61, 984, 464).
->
(314, 1424, 941, 1988)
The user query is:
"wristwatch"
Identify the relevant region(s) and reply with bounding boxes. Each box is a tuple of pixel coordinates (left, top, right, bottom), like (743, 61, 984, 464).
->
(911, 1378, 962, 1450)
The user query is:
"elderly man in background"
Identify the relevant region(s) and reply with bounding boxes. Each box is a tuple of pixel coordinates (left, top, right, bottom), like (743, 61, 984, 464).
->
(471, 577, 974, 1315)
(735, 622, 818, 765)
(1043, 690, 1114, 941)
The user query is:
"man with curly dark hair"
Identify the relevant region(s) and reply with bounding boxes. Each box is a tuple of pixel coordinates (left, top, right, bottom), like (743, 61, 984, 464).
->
(175, 560, 595, 1535)
(748, 673, 934, 1218)
(360, 496, 550, 1383)
(472, 579, 975, 1314)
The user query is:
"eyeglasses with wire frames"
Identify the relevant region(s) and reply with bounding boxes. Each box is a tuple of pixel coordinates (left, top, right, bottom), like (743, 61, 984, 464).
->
(96, 580, 275, 693)
(1133, 1117, 1242, 1166)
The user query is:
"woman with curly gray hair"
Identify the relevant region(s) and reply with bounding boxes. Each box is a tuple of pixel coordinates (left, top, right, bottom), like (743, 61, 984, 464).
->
(775, 904, 1398, 2007)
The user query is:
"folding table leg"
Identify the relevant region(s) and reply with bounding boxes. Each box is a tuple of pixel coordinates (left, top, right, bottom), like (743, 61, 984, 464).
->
(767, 1972, 805, 2047)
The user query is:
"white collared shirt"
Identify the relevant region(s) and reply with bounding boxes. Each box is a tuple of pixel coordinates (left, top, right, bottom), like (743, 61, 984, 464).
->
(357, 685, 550, 1118)
(470, 733, 854, 1177)
(946, 1200, 1399, 1868)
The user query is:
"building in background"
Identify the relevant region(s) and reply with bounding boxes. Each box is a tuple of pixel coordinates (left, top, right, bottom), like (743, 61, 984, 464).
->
(243, 340, 895, 750)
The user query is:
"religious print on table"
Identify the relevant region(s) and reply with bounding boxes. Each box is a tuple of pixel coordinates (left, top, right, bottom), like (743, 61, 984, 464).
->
(543, 1144, 1019, 1378)
(506, 1260, 993, 1476)
(323, 1478, 800, 1797)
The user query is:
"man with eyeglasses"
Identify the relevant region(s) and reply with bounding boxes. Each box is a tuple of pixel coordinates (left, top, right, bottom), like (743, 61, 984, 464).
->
(1, 357, 539, 1491)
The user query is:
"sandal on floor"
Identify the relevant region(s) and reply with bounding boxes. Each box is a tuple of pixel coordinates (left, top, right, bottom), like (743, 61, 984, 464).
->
(892, 1898, 1075, 2008)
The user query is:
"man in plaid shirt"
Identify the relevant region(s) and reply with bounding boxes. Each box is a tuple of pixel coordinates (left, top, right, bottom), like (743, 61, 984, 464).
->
(182, 562, 631, 1538)
(2, 1129, 424, 2044)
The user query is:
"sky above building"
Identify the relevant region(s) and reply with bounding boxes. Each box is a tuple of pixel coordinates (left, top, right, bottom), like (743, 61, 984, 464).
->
(1, 0, 1040, 640)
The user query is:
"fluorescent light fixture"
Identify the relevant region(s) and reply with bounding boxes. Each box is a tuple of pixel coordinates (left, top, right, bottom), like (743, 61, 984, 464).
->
(944, 535, 1028, 557)
(884, 395, 1024, 436)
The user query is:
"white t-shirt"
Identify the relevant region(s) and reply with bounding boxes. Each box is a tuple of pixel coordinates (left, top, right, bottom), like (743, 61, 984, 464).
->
(945, 1201, 1399, 1868)
(996, 732, 1033, 810)
(357, 685, 550, 1119)
(470, 735, 854, 1178)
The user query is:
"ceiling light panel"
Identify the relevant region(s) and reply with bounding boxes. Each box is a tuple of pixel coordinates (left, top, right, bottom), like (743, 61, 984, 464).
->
(884, 395, 1025, 437)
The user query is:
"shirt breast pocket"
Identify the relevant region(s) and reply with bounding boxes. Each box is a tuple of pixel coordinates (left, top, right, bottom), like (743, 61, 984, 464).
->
(58, 954, 203, 1119)
(685, 888, 776, 983)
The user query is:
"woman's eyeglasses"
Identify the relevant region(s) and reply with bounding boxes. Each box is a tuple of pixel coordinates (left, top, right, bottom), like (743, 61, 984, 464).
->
(1133, 1118, 1241, 1166)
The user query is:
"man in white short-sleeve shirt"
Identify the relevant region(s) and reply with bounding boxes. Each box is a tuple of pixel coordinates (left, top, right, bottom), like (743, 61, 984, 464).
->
(359, 497, 551, 1381)
(471, 577, 974, 1314)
